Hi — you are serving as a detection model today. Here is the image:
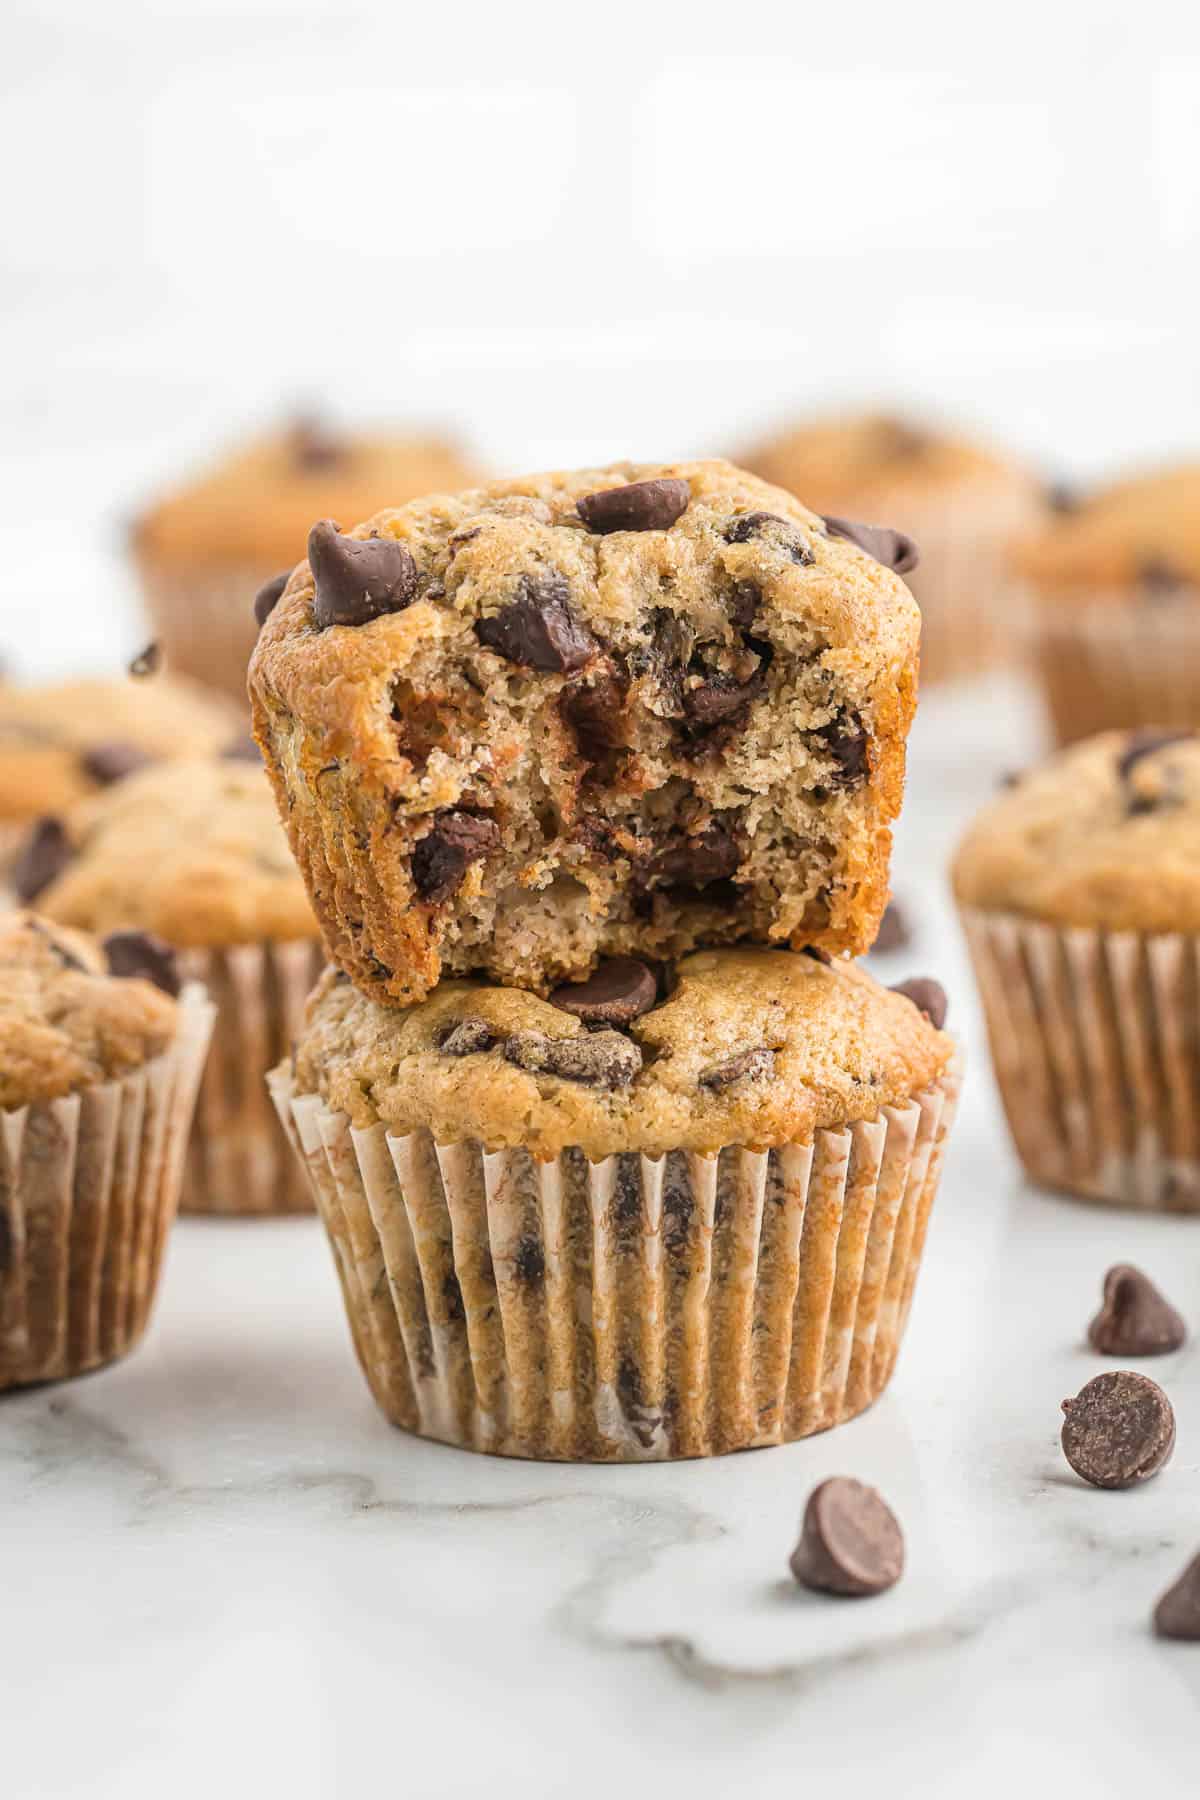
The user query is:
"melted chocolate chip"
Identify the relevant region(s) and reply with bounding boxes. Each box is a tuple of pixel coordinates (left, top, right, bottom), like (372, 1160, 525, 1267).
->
(723, 511, 814, 564)
(254, 570, 289, 627)
(1061, 1370, 1176, 1489)
(309, 521, 419, 629)
(128, 642, 161, 679)
(699, 1047, 774, 1089)
(651, 823, 741, 892)
(727, 581, 761, 630)
(474, 572, 596, 673)
(437, 1017, 499, 1058)
(411, 810, 500, 904)
(1154, 1553, 1200, 1640)
(1088, 1265, 1186, 1357)
(889, 977, 948, 1030)
(823, 516, 920, 576)
(13, 816, 73, 903)
(576, 478, 690, 534)
(80, 741, 157, 786)
(561, 668, 628, 760)
(102, 929, 181, 997)
(549, 958, 657, 1027)
(789, 1478, 904, 1598)
(815, 711, 870, 787)
(504, 1029, 642, 1087)
(682, 670, 763, 730)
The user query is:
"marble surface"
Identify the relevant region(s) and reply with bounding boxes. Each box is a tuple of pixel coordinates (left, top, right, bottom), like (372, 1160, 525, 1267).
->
(5, 677, 1200, 1800)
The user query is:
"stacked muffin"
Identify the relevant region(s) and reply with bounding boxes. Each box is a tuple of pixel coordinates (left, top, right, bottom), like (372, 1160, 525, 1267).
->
(251, 459, 961, 1460)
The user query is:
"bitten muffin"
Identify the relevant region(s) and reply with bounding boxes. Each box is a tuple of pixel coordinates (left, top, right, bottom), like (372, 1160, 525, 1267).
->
(741, 411, 1044, 684)
(22, 757, 322, 1215)
(0, 912, 213, 1388)
(249, 459, 921, 1007)
(132, 417, 481, 700)
(954, 727, 1200, 1209)
(1014, 462, 1200, 744)
(273, 947, 960, 1460)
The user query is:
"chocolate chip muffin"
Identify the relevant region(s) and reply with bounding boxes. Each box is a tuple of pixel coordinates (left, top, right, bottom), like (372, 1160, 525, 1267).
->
(273, 947, 960, 1460)
(954, 728, 1200, 1209)
(250, 460, 921, 1008)
(741, 411, 1043, 685)
(1014, 461, 1200, 744)
(22, 758, 322, 1215)
(133, 416, 481, 701)
(0, 911, 213, 1388)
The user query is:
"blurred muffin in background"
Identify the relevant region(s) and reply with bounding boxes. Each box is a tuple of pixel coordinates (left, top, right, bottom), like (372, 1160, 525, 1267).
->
(740, 411, 1044, 685)
(1015, 461, 1200, 745)
(131, 415, 482, 701)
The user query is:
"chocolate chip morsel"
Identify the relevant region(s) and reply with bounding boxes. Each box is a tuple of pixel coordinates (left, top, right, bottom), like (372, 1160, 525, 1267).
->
(550, 957, 658, 1027)
(576, 478, 690, 535)
(1087, 1266, 1186, 1357)
(80, 741, 158, 786)
(789, 1477, 904, 1598)
(815, 711, 870, 787)
(802, 945, 833, 966)
(872, 899, 912, 954)
(505, 1029, 643, 1087)
(1116, 728, 1194, 783)
(1153, 1553, 1200, 1640)
(437, 1017, 499, 1057)
(128, 642, 162, 679)
(651, 822, 741, 891)
(1060, 1370, 1176, 1489)
(309, 521, 419, 629)
(254, 570, 290, 627)
(889, 977, 948, 1031)
(723, 511, 815, 565)
(102, 929, 182, 997)
(12, 816, 73, 903)
(699, 1047, 775, 1089)
(682, 670, 764, 730)
(474, 572, 596, 674)
(411, 809, 501, 904)
(824, 516, 920, 577)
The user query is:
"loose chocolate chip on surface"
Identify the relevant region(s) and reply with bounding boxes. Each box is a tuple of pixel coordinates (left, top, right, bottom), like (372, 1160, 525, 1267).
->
(699, 1047, 775, 1089)
(823, 516, 920, 576)
(474, 572, 596, 673)
(505, 1029, 643, 1087)
(1154, 1553, 1200, 1640)
(889, 977, 948, 1030)
(254, 570, 289, 627)
(789, 1477, 904, 1598)
(13, 816, 73, 903)
(815, 711, 870, 787)
(873, 900, 911, 954)
(550, 958, 658, 1027)
(1061, 1370, 1176, 1489)
(576, 478, 690, 535)
(102, 929, 181, 997)
(1117, 728, 1194, 783)
(309, 521, 419, 629)
(80, 741, 157, 786)
(723, 512, 814, 564)
(437, 1018, 498, 1058)
(1088, 1265, 1186, 1357)
(220, 734, 262, 763)
(128, 642, 161, 679)
(652, 823, 741, 891)
(411, 809, 501, 904)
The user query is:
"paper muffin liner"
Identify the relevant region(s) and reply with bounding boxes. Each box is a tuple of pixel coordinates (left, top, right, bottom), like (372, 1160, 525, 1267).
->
(961, 907, 1200, 1211)
(0, 985, 214, 1390)
(1029, 586, 1200, 746)
(268, 1055, 961, 1461)
(135, 556, 273, 705)
(179, 939, 325, 1216)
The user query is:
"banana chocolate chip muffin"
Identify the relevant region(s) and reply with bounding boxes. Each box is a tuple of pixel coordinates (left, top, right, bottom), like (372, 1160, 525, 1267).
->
(0, 911, 212, 1388)
(273, 947, 960, 1461)
(250, 459, 921, 1008)
(21, 756, 322, 1215)
(954, 727, 1200, 1209)
(132, 416, 481, 701)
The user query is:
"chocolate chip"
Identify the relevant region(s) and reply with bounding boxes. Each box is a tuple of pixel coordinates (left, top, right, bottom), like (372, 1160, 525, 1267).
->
(1060, 1370, 1176, 1489)
(1117, 728, 1194, 783)
(823, 516, 920, 576)
(890, 977, 947, 1029)
(1154, 1553, 1200, 1640)
(254, 570, 289, 627)
(1045, 481, 1081, 515)
(561, 668, 628, 759)
(79, 741, 157, 786)
(576, 478, 690, 534)
(411, 809, 500, 904)
(815, 710, 870, 787)
(504, 1029, 642, 1087)
(220, 734, 261, 763)
(789, 1478, 904, 1598)
(288, 414, 345, 471)
(1088, 1266, 1186, 1357)
(128, 642, 161, 679)
(474, 572, 596, 673)
(550, 958, 657, 1027)
(13, 816, 73, 903)
(727, 581, 761, 629)
(723, 511, 814, 564)
(873, 900, 911, 954)
(308, 521, 419, 629)
(102, 929, 181, 997)
(803, 945, 833, 966)
(512, 1237, 545, 1284)
(699, 1047, 774, 1089)
(1139, 558, 1186, 596)
(436, 1018, 498, 1057)
(651, 823, 741, 891)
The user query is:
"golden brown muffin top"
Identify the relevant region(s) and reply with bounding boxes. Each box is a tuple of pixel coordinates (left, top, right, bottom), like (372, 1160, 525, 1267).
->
(33, 758, 317, 949)
(742, 412, 1028, 515)
(0, 912, 179, 1109)
(1014, 462, 1200, 597)
(953, 728, 1200, 933)
(292, 947, 953, 1161)
(134, 420, 481, 571)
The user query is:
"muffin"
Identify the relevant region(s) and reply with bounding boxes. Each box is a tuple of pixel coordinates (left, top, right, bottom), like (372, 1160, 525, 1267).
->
(249, 459, 922, 1007)
(0, 912, 213, 1388)
(20, 756, 323, 1215)
(1014, 461, 1200, 744)
(741, 412, 1044, 685)
(270, 947, 960, 1461)
(132, 417, 481, 701)
(954, 727, 1200, 1210)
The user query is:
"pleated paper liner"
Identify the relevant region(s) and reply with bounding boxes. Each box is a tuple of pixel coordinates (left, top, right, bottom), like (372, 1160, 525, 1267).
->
(179, 939, 324, 1216)
(135, 557, 273, 705)
(962, 908, 1200, 1211)
(1030, 586, 1200, 746)
(0, 985, 214, 1390)
(892, 482, 1038, 686)
(269, 1056, 961, 1462)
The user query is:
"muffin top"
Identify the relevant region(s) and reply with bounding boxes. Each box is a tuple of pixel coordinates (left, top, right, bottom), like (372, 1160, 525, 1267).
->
(953, 728, 1200, 933)
(134, 418, 481, 571)
(0, 912, 179, 1110)
(742, 412, 1027, 513)
(291, 947, 953, 1160)
(29, 758, 317, 949)
(0, 675, 242, 824)
(1014, 462, 1200, 596)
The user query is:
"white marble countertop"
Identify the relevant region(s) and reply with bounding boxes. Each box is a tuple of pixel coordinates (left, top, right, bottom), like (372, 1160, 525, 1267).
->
(5, 678, 1200, 1800)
